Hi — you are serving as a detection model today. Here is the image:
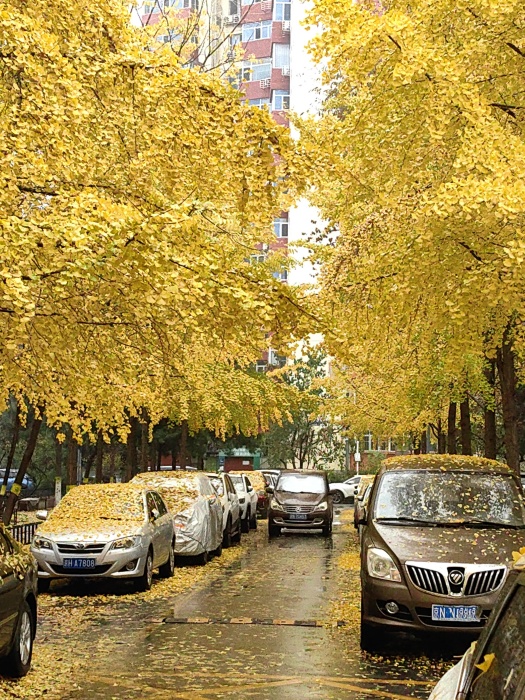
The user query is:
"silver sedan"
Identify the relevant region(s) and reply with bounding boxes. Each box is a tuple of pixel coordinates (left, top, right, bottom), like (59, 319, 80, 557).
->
(31, 483, 175, 593)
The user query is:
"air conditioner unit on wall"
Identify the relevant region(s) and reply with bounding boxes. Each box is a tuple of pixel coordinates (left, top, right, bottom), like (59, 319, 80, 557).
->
(281, 66, 290, 76)
(224, 13, 239, 23)
(282, 20, 290, 32)
(259, 78, 271, 89)
(261, 0, 272, 10)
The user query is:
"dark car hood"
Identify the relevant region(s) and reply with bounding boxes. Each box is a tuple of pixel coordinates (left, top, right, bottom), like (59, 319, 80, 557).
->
(372, 522, 525, 567)
(275, 491, 325, 506)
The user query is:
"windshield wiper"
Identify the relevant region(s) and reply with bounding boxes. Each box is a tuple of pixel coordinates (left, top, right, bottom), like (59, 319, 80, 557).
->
(450, 519, 525, 529)
(375, 517, 442, 526)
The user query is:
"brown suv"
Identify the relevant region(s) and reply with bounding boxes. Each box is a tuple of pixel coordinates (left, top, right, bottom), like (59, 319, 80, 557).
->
(267, 470, 333, 537)
(359, 455, 525, 652)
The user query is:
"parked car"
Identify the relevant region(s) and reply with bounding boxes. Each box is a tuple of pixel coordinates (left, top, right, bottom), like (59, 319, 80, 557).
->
(329, 475, 361, 504)
(229, 470, 269, 518)
(206, 472, 242, 547)
(31, 483, 175, 592)
(354, 475, 376, 532)
(0, 470, 35, 496)
(229, 472, 258, 532)
(429, 551, 525, 700)
(261, 469, 280, 489)
(359, 455, 525, 652)
(133, 471, 222, 566)
(267, 470, 333, 537)
(0, 525, 37, 677)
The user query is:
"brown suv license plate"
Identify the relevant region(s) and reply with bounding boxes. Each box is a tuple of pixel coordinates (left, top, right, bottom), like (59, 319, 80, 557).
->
(289, 513, 308, 521)
(431, 605, 480, 622)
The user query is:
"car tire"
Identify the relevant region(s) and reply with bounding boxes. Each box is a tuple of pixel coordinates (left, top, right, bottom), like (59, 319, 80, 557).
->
(222, 519, 232, 549)
(135, 550, 154, 592)
(331, 490, 344, 504)
(3, 601, 34, 677)
(322, 521, 332, 536)
(360, 620, 382, 653)
(241, 511, 250, 533)
(196, 550, 209, 566)
(232, 520, 242, 544)
(37, 578, 51, 594)
(268, 524, 281, 538)
(159, 540, 175, 578)
(250, 511, 258, 529)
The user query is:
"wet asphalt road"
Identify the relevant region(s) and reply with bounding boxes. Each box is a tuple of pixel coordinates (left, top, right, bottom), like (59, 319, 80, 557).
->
(60, 508, 451, 700)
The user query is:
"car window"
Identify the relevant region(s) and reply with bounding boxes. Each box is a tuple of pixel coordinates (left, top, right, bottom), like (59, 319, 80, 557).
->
(374, 471, 525, 526)
(209, 477, 224, 497)
(146, 492, 157, 518)
(468, 578, 525, 700)
(224, 475, 236, 495)
(152, 492, 168, 516)
(230, 475, 245, 493)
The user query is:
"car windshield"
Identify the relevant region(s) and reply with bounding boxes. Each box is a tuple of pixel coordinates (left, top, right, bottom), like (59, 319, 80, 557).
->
(374, 471, 525, 527)
(276, 474, 326, 495)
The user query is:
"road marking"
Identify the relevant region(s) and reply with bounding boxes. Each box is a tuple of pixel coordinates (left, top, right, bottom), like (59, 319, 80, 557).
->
(164, 616, 338, 627)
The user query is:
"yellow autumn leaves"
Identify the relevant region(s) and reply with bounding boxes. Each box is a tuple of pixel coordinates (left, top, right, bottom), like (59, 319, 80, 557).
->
(0, 0, 309, 437)
(299, 0, 525, 438)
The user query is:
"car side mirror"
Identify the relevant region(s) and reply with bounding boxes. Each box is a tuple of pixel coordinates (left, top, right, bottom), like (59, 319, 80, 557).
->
(265, 486, 273, 494)
(247, 485, 254, 493)
(36, 509, 48, 521)
(150, 508, 160, 521)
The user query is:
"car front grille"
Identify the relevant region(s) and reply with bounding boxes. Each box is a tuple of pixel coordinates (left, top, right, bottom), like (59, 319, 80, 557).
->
(51, 564, 111, 575)
(283, 504, 315, 514)
(57, 543, 106, 554)
(465, 568, 505, 596)
(406, 565, 448, 595)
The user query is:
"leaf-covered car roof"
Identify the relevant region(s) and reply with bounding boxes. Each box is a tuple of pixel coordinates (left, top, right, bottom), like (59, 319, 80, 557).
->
(382, 454, 513, 474)
(132, 471, 203, 514)
(228, 470, 267, 491)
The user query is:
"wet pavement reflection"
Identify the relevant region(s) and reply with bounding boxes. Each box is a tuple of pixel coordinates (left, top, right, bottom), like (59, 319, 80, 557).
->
(58, 508, 454, 699)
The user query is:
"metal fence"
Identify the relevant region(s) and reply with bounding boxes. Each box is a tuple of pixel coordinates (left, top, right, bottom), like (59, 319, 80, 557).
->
(10, 521, 40, 545)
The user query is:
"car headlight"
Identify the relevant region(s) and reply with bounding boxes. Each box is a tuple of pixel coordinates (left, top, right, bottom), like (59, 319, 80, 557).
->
(314, 501, 328, 512)
(270, 498, 284, 511)
(33, 537, 52, 550)
(367, 547, 402, 582)
(111, 536, 140, 550)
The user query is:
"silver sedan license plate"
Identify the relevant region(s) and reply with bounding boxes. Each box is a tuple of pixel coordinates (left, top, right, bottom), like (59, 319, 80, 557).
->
(431, 605, 480, 622)
(63, 558, 96, 570)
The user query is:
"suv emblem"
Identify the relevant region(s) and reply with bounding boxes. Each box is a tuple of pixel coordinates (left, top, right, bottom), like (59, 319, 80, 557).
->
(74, 543, 86, 550)
(449, 569, 464, 585)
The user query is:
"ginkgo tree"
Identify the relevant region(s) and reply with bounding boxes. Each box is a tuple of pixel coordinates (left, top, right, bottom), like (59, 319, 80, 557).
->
(301, 0, 525, 474)
(0, 0, 311, 518)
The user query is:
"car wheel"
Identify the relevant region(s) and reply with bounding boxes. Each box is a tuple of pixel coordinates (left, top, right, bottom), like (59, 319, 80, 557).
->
(322, 521, 332, 536)
(232, 519, 242, 544)
(268, 524, 281, 538)
(222, 519, 232, 549)
(159, 540, 175, 578)
(196, 550, 209, 566)
(135, 550, 153, 592)
(250, 511, 258, 529)
(331, 490, 344, 504)
(3, 601, 34, 677)
(38, 578, 51, 594)
(241, 511, 250, 533)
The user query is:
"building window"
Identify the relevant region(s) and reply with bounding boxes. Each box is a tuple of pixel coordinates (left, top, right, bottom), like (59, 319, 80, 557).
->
(255, 360, 267, 373)
(272, 269, 288, 281)
(363, 432, 373, 451)
(272, 90, 289, 111)
(249, 98, 271, 109)
(230, 33, 242, 47)
(241, 60, 272, 82)
(274, 0, 290, 20)
(250, 253, 267, 264)
(273, 43, 290, 69)
(242, 21, 272, 42)
(273, 217, 288, 237)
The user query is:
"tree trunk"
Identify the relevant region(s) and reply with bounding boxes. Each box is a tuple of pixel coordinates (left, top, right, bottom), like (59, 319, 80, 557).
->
(67, 432, 78, 487)
(460, 398, 472, 455)
(125, 417, 139, 482)
(109, 442, 116, 482)
(140, 414, 149, 472)
(484, 359, 497, 460)
(437, 418, 446, 454)
(447, 402, 457, 454)
(179, 419, 189, 469)
(95, 430, 104, 482)
(83, 448, 96, 482)
(1, 403, 21, 498)
(3, 412, 43, 525)
(420, 429, 427, 454)
(496, 332, 520, 477)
